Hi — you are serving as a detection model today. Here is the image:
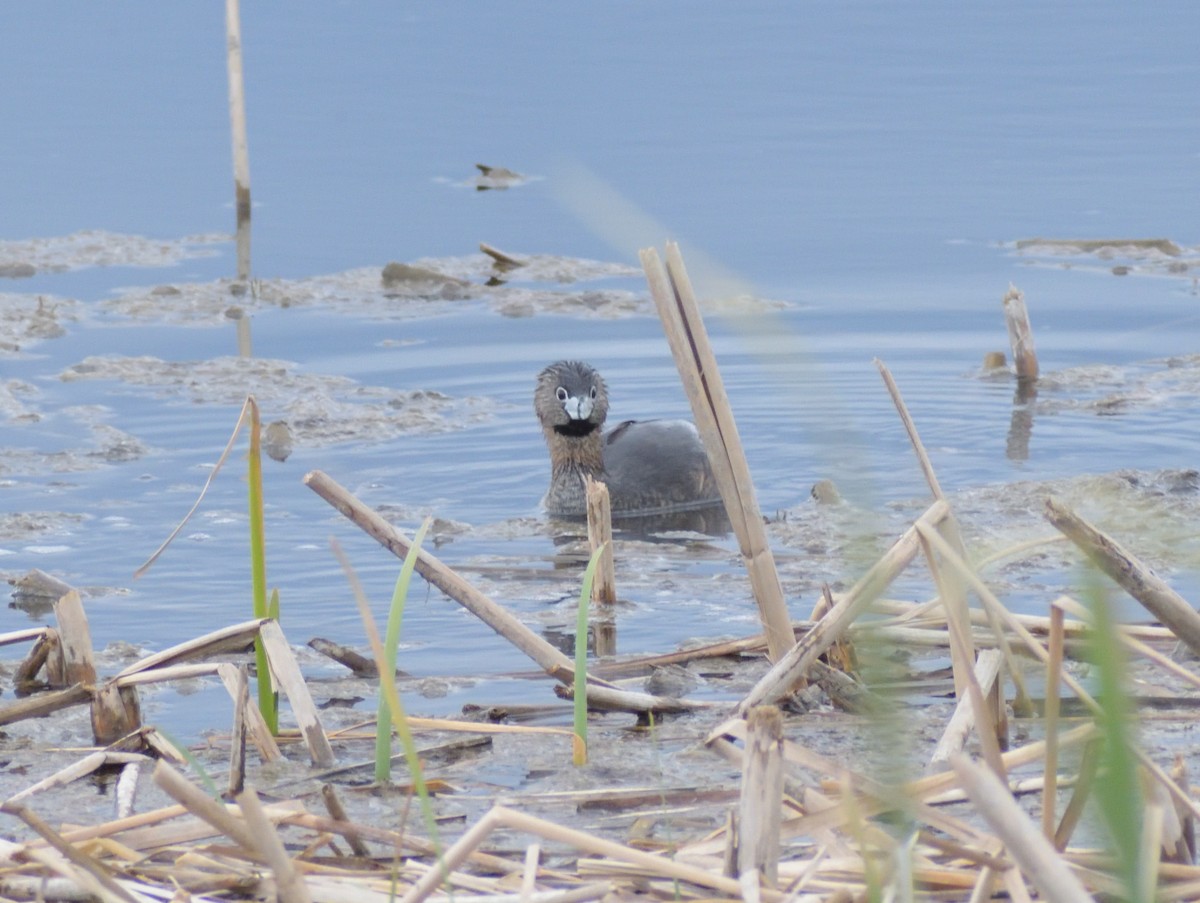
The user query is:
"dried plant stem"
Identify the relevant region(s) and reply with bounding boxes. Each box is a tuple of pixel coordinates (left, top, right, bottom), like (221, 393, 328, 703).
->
(1003, 284, 1039, 381)
(226, 0, 251, 280)
(584, 478, 616, 607)
(736, 706, 784, 886)
(1045, 495, 1200, 657)
(951, 754, 1091, 902)
(732, 499, 948, 716)
(305, 469, 602, 687)
(641, 243, 793, 662)
(1043, 602, 1065, 840)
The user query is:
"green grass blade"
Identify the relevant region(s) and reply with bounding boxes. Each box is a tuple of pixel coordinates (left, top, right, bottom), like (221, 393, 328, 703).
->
(573, 542, 606, 766)
(332, 538, 445, 887)
(156, 728, 221, 800)
(245, 396, 277, 734)
(376, 517, 432, 783)
(1084, 572, 1146, 901)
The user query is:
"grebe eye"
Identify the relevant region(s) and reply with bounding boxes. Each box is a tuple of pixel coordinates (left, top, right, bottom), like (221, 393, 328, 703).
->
(589, 386, 597, 399)
(556, 386, 568, 402)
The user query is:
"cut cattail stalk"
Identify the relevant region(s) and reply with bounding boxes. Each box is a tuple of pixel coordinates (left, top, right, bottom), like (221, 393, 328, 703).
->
(584, 477, 616, 608)
(1003, 284, 1039, 381)
(735, 706, 784, 886)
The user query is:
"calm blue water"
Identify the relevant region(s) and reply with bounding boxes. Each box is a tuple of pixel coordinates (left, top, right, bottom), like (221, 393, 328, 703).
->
(2, 4, 1199, 730)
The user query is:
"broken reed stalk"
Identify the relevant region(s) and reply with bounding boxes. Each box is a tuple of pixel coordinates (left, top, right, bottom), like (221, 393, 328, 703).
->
(951, 754, 1093, 902)
(400, 804, 781, 903)
(584, 477, 616, 607)
(921, 522, 1200, 827)
(735, 706, 784, 887)
(236, 785, 312, 903)
(876, 359, 979, 701)
(1045, 495, 1200, 657)
(732, 499, 949, 716)
(1043, 602, 1065, 840)
(640, 243, 794, 663)
(1002, 284, 1039, 382)
(305, 469, 606, 688)
(225, 0, 251, 280)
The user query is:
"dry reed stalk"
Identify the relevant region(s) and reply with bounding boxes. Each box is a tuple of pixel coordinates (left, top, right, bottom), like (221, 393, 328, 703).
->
(115, 618, 269, 679)
(730, 499, 949, 716)
(1003, 285, 1039, 381)
(520, 841, 541, 900)
(308, 637, 381, 676)
(584, 478, 616, 608)
(4, 752, 147, 808)
(225, 0, 251, 281)
(951, 753, 1092, 901)
(928, 649, 1004, 771)
(152, 760, 262, 853)
(640, 243, 793, 663)
(873, 596, 1176, 641)
(217, 662, 282, 761)
(404, 804, 787, 903)
(305, 469, 604, 688)
(14, 629, 56, 689)
(3, 806, 138, 903)
(919, 528, 1008, 776)
(52, 590, 95, 685)
(1045, 496, 1200, 657)
(0, 683, 92, 727)
(258, 620, 335, 766)
(280, 812, 524, 876)
(877, 358, 979, 700)
(0, 626, 51, 647)
(735, 706, 784, 886)
(1059, 744, 1103, 854)
(320, 785, 370, 858)
(228, 664, 249, 795)
(479, 242, 525, 269)
(554, 681, 707, 715)
(1043, 602, 1065, 841)
(236, 785, 312, 903)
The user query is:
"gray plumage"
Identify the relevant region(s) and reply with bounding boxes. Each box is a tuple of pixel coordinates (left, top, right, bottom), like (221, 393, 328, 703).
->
(534, 360, 720, 516)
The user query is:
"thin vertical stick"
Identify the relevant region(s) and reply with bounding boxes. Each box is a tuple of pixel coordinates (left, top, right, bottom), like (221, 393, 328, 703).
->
(1003, 285, 1039, 381)
(876, 360, 975, 699)
(226, 0, 252, 281)
(228, 664, 248, 796)
(1042, 602, 1065, 840)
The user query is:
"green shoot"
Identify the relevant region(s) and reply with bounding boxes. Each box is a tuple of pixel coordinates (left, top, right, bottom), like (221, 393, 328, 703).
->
(1083, 572, 1146, 901)
(573, 543, 606, 766)
(376, 517, 432, 783)
(245, 396, 277, 734)
(331, 538, 445, 887)
(156, 728, 221, 800)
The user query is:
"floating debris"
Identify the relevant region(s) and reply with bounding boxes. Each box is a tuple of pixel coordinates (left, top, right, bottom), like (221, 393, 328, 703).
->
(0, 230, 226, 275)
(0, 293, 81, 355)
(57, 354, 488, 447)
(473, 162, 526, 190)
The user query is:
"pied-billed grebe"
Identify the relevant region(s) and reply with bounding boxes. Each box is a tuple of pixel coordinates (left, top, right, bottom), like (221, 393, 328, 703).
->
(535, 360, 721, 516)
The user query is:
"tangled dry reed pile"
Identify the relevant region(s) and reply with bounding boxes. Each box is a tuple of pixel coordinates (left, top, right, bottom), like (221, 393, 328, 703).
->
(1, 244, 1198, 902)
